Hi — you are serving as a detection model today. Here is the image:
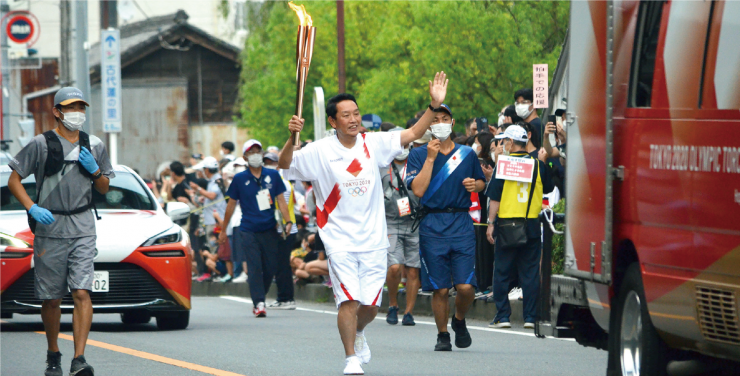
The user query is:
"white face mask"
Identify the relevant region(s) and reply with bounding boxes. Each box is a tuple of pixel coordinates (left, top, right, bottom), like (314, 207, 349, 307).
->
(263, 164, 276, 170)
(430, 123, 453, 142)
(503, 140, 511, 156)
(472, 143, 481, 156)
(556, 116, 566, 134)
(219, 150, 225, 156)
(498, 114, 505, 126)
(247, 153, 263, 168)
(490, 152, 496, 161)
(515, 103, 533, 119)
(60, 111, 85, 131)
(395, 147, 409, 161)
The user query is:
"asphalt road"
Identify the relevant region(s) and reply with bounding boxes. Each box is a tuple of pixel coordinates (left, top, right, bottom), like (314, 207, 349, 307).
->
(2, 296, 607, 376)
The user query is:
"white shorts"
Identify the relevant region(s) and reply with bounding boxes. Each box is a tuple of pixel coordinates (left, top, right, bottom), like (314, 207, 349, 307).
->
(327, 250, 387, 309)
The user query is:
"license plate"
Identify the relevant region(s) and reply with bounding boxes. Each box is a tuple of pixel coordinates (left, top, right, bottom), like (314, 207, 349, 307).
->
(92, 271, 109, 292)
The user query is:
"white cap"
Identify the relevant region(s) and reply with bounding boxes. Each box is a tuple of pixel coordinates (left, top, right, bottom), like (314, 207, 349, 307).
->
(193, 156, 219, 170)
(495, 125, 528, 143)
(267, 145, 279, 154)
(242, 139, 263, 154)
(413, 130, 433, 144)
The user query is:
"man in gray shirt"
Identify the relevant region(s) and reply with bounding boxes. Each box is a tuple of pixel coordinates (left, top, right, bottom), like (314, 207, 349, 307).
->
(381, 127, 421, 327)
(190, 156, 228, 280)
(8, 87, 114, 376)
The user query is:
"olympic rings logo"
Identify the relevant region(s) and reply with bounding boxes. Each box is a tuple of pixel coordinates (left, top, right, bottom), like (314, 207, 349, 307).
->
(348, 187, 368, 197)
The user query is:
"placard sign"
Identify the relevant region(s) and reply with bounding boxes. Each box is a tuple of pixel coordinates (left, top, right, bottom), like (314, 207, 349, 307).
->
(533, 64, 548, 109)
(495, 155, 535, 183)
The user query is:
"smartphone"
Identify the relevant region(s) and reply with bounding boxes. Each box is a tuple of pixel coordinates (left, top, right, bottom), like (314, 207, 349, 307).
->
(547, 114, 558, 147)
(478, 158, 490, 168)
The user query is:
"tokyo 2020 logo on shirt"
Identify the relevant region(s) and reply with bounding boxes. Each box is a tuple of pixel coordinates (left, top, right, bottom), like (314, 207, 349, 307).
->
(348, 187, 368, 197)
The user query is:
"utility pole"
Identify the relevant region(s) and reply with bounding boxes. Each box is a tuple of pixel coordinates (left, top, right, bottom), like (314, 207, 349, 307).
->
(1, 0, 10, 142)
(60, 1, 92, 135)
(336, 0, 345, 94)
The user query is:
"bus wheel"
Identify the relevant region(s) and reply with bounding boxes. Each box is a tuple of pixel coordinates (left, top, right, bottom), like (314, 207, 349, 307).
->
(613, 263, 669, 376)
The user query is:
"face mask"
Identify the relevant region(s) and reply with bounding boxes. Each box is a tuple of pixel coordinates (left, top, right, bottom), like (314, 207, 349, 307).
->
(498, 114, 505, 126)
(395, 148, 409, 161)
(430, 123, 452, 142)
(557, 117, 566, 134)
(515, 103, 533, 119)
(472, 143, 481, 156)
(263, 165, 276, 170)
(247, 153, 263, 168)
(219, 150, 225, 156)
(490, 152, 496, 161)
(503, 140, 511, 156)
(60, 111, 85, 131)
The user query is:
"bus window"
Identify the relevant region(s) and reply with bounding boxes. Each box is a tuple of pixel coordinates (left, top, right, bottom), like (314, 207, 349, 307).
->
(628, 1, 664, 108)
(701, 1, 740, 110)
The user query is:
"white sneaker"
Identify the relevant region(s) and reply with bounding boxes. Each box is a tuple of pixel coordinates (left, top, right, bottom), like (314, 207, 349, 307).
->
(343, 356, 364, 375)
(354, 332, 371, 364)
(508, 287, 523, 301)
(266, 300, 297, 310)
(524, 322, 535, 329)
(232, 272, 248, 283)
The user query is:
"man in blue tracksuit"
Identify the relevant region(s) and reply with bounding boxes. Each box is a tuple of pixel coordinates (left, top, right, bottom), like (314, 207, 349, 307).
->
(406, 104, 486, 352)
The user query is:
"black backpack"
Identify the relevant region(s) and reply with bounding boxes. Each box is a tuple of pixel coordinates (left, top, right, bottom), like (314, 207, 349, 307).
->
(28, 130, 100, 233)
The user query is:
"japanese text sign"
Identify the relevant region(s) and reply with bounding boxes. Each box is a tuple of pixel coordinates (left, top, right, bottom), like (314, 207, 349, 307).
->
(101, 29, 122, 133)
(533, 64, 548, 109)
(495, 155, 535, 183)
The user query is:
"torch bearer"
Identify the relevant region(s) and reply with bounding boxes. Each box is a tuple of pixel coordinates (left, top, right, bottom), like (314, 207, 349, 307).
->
(289, 2, 316, 146)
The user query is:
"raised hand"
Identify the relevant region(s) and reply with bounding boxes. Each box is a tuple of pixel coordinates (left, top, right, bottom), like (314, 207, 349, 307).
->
(429, 71, 448, 108)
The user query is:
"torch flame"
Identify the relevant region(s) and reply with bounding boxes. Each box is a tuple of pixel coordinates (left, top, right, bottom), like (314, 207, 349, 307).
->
(288, 2, 313, 27)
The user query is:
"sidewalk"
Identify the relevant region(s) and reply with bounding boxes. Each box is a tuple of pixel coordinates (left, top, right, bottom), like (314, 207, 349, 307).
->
(192, 281, 526, 325)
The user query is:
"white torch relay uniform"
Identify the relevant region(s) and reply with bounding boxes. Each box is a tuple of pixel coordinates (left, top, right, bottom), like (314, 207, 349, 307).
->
(283, 132, 403, 308)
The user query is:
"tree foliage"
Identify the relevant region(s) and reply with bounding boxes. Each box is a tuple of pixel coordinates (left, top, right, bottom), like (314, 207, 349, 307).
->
(237, 1, 569, 146)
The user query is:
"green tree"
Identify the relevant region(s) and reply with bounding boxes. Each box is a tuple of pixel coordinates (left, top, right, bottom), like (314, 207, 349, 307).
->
(236, 1, 569, 146)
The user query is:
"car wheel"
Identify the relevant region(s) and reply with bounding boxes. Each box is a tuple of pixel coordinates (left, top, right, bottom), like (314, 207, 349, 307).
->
(609, 263, 669, 376)
(120, 311, 151, 325)
(156, 311, 190, 330)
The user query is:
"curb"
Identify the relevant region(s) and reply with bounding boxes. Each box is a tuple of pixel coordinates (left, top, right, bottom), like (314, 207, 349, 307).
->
(192, 282, 526, 325)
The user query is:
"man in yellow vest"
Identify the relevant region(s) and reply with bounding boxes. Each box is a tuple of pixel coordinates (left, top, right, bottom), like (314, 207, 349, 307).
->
(263, 152, 299, 309)
(485, 124, 553, 329)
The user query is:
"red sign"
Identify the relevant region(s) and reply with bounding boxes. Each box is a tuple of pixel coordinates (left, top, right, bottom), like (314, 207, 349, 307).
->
(2, 11, 40, 46)
(495, 155, 535, 183)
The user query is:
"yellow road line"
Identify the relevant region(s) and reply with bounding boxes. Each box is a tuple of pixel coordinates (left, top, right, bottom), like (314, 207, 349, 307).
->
(36, 332, 246, 376)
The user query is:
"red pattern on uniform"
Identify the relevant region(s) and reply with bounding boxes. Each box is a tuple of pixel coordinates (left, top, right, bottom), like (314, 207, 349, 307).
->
(316, 183, 342, 229)
(346, 158, 363, 177)
(340, 283, 354, 300)
(371, 288, 382, 306)
(361, 134, 371, 159)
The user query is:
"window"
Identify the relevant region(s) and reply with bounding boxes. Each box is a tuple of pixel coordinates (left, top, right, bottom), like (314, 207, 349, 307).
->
(628, 1, 665, 108)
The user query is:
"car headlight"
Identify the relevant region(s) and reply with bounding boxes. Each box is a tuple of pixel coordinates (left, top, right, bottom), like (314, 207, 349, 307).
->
(0, 232, 31, 248)
(140, 226, 182, 247)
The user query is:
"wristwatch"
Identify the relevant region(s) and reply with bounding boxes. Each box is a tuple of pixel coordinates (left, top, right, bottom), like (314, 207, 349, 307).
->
(92, 170, 103, 180)
(428, 104, 442, 112)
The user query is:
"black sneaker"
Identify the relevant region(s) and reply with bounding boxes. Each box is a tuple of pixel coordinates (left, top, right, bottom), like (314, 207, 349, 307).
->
(451, 316, 472, 348)
(434, 332, 452, 351)
(45, 351, 63, 376)
(70, 355, 94, 376)
(386, 306, 399, 325)
(401, 312, 415, 326)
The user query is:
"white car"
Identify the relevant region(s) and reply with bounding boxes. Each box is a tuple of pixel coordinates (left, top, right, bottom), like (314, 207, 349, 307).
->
(0, 165, 193, 330)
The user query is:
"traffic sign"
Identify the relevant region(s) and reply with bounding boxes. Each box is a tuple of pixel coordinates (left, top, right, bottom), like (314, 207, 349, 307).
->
(2, 11, 40, 46)
(101, 29, 122, 133)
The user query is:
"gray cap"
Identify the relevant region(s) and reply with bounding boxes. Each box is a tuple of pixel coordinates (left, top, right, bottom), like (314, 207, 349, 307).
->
(263, 152, 279, 162)
(54, 87, 90, 107)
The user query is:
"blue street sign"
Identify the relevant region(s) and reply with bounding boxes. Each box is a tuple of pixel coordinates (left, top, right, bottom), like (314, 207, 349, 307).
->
(101, 29, 122, 133)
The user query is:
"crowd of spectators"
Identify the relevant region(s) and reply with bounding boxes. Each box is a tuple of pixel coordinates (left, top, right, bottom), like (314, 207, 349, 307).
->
(143, 86, 566, 325)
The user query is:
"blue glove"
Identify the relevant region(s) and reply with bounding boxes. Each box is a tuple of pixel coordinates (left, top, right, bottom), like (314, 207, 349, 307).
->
(79, 147, 99, 175)
(29, 204, 55, 225)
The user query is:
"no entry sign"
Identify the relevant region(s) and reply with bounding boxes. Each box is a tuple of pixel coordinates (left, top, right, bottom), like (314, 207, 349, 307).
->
(3, 11, 40, 46)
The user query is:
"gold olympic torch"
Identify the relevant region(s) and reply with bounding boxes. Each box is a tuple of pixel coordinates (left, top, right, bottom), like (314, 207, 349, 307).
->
(289, 2, 316, 146)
